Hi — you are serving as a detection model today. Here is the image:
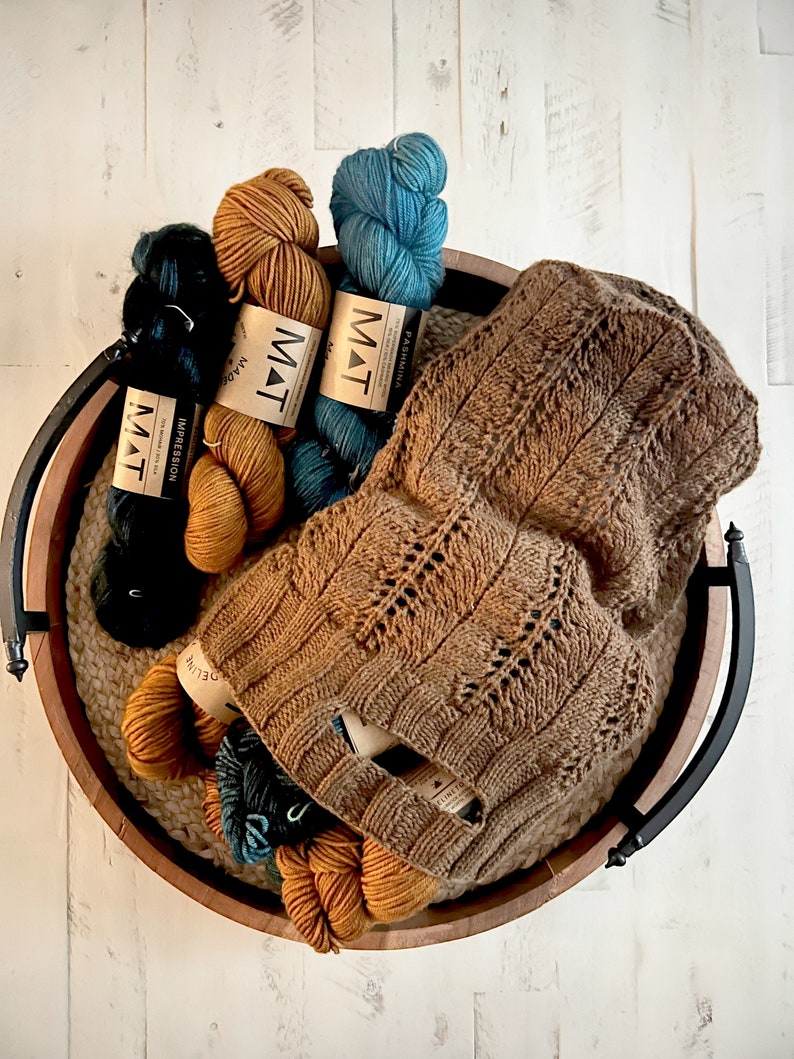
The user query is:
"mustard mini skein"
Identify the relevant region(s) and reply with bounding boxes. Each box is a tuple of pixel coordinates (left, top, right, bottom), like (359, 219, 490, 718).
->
(184, 168, 332, 574)
(275, 823, 438, 953)
(360, 835, 439, 924)
(201, 771, 226, 842)
(121, 654, 226, 782)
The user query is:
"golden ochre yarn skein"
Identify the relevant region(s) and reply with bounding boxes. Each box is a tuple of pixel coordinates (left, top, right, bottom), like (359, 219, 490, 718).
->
(201, 770, 226, 842)
(121, 655, 227, 781)
(200, 762, 435, 946)
(276, 824, 439, 953)
(184, 168, 332, 574)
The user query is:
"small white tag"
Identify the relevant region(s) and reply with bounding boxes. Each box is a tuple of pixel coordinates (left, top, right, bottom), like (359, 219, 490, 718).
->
(400, 760, 476, 815)
(111, 387, 201, 498)
(337, 710, 401, 757)
(175, 639, 242, 725)
(319, 291, 428, 412)
(215, 303, 323, 428)
(336, 711, 477, 817)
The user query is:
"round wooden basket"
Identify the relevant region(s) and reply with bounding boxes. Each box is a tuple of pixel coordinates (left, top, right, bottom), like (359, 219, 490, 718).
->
(19, 249, 729, 949)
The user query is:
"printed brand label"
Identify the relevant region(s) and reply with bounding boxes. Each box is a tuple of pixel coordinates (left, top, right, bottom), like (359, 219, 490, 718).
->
(111, 387, 201, 499)
(215, 303, 323, 428)
(400, 760, 476, 816)
(337, 710, 401, 758)
(175, 639, 242, 725)
(319, 291, 428, 412)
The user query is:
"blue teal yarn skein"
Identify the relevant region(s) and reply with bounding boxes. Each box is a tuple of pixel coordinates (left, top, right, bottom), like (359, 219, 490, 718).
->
(90, 224, 233, 648)
(216, 725, 335, 865)
(286, 133, 448, 518)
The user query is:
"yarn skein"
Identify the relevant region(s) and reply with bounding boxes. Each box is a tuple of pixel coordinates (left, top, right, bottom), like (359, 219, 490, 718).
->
(121, 654, 227, 781)
(122, 660, 334, 871)
(202, 770, 226, 841)
(215, 725, 335, 864)
(203, 768, 284, 888)
(183, 168, 332, 573)
(285, 133, 448, 518)
(276, 824, 439, 953)
(90, 224, 232, 647)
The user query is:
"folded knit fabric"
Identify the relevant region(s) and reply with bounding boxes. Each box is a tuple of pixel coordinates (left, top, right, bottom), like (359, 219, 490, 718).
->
(197, 260, 760, 885)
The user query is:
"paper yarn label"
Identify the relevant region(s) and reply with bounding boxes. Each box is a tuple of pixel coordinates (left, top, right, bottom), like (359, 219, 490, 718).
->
(111, 387, 201, 498)
(319, 291, 428, 413)
(336, 712, 476, 817)
(337, 710, 401, 758)
(400, 760, 477, 816)
(176, 639, 242, 726)
(215, 303, 323, 428)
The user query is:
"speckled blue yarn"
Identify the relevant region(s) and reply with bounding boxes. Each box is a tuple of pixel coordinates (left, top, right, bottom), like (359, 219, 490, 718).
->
(286, 133, 448, 518)
(216, 725, 334, 866)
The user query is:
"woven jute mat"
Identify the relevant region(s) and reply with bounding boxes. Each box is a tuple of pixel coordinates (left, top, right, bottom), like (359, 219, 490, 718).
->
(65, 304, 687, 906)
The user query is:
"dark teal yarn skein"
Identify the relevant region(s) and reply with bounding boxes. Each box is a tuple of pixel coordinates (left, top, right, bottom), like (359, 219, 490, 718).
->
(216, 725, 335, 865)
(285, 133, 448, 518)
(90, 224, 233, 648)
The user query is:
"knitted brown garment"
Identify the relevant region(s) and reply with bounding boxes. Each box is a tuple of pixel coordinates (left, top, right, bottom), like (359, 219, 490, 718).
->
(198, 260, 760, 885)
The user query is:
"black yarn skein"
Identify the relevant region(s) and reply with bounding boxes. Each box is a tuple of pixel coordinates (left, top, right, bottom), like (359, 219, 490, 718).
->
(90, 224, 233, 648)
(216, 725, 335, 865)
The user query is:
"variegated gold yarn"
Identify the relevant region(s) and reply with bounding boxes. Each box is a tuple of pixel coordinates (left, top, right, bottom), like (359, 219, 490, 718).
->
(202, 771, 226, 843)
(184, 168, 332, 575)
(121, 654, 227, 782)
(276, 823, 438, 953)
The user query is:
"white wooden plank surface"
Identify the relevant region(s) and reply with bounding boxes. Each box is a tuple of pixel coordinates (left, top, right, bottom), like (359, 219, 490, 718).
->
(313, 0, 394, 151)
(760, 54, 794, 384)
(1, 1, 792, 1056)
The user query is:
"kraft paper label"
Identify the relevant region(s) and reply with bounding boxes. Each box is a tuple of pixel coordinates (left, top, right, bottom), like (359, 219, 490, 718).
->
(175, 639, 242, 725)
(319, 291, 428, 412)
(215, 303, 323, 428)
(337, 710, 401, 757)
(400, 760, 476, 816)
(112, 387, 202, 498)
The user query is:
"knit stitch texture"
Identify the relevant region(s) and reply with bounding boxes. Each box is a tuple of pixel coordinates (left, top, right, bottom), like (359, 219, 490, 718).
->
(199, 260, 760, 885)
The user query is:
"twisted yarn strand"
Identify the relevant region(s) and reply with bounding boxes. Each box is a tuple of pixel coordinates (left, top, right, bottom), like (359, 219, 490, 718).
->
(360, 836, 439, 922)
(276, 823, 439, 953)
(202, 771, 226, 842)
(277, 825, 372, 953)
(121, 655, 226, 781)
(184, 168, 331, 574)
(286, 133, 448, 517)
(215, 725, 333, 864)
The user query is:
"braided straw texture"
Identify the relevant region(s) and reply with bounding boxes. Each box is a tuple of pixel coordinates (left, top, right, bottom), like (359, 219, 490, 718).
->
(65, 303, 686, 906)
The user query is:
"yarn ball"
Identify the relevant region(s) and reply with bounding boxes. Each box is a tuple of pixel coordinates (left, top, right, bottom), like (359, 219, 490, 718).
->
(183, 168, 332, 574)
(286, 133, 447, 518)
(91, 223, 232, 647)
(216, 725, 335, 865)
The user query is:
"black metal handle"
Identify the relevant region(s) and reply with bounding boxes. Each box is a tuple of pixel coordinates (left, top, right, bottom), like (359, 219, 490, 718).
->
(0, 334, 136, 681)
(606, 523, 754, 867)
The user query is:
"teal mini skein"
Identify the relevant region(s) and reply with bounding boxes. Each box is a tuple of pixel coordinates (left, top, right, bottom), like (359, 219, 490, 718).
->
(216, 725, 334, 866)
(286, 132, 448, 517)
